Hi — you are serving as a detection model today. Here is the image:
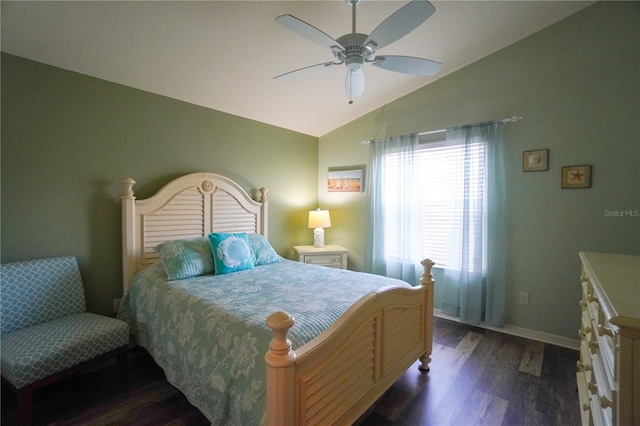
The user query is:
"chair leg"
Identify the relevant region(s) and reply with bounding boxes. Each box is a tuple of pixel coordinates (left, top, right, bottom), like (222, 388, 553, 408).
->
(16, 387, 33, 426)
(117, 350, 128, 383)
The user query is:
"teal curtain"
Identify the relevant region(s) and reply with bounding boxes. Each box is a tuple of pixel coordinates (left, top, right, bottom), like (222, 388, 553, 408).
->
(365, 133, 423, 286)
(440, 122, 506, 326)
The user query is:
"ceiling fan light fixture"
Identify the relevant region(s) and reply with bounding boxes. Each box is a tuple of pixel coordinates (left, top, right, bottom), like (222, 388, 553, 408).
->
(345, 55, 363, 71)
(345, 69, 364, 104)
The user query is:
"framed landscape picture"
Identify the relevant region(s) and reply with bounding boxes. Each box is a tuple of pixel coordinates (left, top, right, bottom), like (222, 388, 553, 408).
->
(328, 166, 364, 192)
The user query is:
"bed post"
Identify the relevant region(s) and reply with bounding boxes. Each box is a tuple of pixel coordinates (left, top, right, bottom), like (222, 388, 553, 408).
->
(121, 178, 137, 294)
(419, 258, 435, 372)
(259, 187, 268, 238)
(265, 311, 296, 426)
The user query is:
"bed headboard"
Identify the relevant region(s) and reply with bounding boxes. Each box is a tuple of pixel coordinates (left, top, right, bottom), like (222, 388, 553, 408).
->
(121, 172, 268, 293)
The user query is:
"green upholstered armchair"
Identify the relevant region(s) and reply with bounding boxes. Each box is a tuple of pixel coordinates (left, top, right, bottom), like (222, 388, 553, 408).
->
(1, 256, 129, 425)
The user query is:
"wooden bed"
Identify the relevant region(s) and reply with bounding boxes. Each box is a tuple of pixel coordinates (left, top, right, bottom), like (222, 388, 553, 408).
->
(121, 172, 434, 425)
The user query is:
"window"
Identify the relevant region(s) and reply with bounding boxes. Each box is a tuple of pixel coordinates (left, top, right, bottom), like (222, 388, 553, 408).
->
(381, 134, 487, 269)
(367, 123, 505, 325)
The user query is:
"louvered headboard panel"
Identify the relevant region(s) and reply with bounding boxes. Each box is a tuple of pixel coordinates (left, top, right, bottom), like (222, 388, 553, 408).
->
(211, 189, 259, 233)
(121, 172, 268, 293)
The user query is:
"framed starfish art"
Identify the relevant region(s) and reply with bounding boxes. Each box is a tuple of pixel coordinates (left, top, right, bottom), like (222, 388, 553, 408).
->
(562, 165, 592, 189)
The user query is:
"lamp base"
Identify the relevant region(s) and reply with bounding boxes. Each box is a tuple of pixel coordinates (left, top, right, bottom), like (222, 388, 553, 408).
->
(313, 228, 325, 248)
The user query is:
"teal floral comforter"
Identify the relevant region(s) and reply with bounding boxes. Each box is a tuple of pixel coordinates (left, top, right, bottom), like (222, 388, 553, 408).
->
(118, 259, 409, 425)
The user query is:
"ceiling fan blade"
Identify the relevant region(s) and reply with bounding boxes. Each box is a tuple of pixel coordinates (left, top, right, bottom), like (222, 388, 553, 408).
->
(363, 0, 435, 51)
(345, 69, 364, 103)
(372, 55, 441, 76)
(274, 61, 337, 81)
(276, 14, 344, 50)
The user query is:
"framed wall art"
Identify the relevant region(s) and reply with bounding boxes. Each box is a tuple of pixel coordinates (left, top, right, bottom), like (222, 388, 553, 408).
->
(328, 166, 364, 192)
(523, 149, 549, 172)
(562, 165, 592, 189)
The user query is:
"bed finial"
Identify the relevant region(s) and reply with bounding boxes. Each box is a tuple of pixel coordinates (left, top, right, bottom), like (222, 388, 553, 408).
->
(122, 178, 136, 199)
(265, 311, 296, 367)
(259, 187, 268, 203)
(420, 258, 435, 285)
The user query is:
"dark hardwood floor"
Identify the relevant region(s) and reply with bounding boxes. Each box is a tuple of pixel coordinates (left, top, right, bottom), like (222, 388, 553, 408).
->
(1, 317, 581, 425)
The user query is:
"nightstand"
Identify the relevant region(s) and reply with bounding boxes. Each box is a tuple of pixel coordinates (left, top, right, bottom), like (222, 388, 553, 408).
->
(293, 245, 348, 269)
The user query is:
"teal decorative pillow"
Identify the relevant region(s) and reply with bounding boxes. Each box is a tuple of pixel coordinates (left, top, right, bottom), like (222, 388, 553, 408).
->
(154, 237, 214, 280)
(248, 233, 280, 265)
(208, 233, 255, 275)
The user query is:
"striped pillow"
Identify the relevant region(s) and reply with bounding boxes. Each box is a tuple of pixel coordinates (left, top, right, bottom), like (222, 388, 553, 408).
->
(154, 237, 215, 280)
(248, 233, 280, 265)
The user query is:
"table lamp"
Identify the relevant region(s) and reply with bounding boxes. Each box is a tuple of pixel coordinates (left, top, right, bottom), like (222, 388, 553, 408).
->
(308, 209, 331, 248)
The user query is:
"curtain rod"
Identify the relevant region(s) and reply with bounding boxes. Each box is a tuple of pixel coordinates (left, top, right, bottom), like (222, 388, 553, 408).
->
(361, 115, 523, 145)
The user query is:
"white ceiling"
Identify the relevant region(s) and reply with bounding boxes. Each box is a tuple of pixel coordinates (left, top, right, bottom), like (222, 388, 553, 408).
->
(1, 1, 593, 137)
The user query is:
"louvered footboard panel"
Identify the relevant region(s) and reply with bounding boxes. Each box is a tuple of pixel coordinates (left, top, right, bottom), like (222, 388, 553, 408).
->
(298, 315, 378, 425)
(382, 304, 425, 374)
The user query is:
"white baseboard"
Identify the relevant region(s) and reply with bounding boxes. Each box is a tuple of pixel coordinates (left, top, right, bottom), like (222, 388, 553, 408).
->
(434, 309, 580, 351)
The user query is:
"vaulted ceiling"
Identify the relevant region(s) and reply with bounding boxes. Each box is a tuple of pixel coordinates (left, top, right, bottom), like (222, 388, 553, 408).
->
(1, 1, 593, 137)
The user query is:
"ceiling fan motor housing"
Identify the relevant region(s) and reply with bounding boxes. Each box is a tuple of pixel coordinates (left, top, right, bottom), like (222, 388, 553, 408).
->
(335, 33, 373, 70)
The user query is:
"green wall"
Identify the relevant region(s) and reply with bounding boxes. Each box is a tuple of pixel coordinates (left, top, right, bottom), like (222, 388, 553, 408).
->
(318, 2, 639, 340)
(1, 53, 319, 316)
(2, 2, 638, 341)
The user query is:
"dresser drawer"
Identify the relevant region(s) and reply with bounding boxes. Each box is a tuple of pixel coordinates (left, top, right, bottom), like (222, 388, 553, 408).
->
(583, 270, 616, 388)
(578, 329, 593, 384)
(589, 352, 614, 425)
(301, 253, 345, 268)
(293, 245, 348, 270)
(576, 370, 591, 426)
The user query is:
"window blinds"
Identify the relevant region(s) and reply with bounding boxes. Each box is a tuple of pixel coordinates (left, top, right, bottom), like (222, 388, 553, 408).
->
(382, 139, 486, 267)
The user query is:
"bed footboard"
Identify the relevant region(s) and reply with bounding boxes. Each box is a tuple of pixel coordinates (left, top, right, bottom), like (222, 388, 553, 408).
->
(265, 259, 435, 425)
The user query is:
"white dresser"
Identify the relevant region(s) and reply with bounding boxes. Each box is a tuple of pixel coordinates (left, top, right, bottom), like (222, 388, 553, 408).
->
(577, 252, 640, 426)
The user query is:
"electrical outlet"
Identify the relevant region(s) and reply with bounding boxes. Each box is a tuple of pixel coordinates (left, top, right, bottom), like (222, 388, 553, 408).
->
(113, 298, 122, 314)
(519, 291, 530, 306)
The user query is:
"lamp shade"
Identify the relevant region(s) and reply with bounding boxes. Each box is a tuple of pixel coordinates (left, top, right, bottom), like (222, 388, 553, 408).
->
(308, 209, 331, 229)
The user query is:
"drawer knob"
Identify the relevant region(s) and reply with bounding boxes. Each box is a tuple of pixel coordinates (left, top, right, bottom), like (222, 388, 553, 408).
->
(600, 396, 613, 409)
(588, 382, 598, 394)
(577, 360, 592, 371)
(598, 324, 613, 337)
(588, 294, 598, 303)
(589, 340, 599, 353)
(579, 325, 592, 336)
(576, 361, 591, 372)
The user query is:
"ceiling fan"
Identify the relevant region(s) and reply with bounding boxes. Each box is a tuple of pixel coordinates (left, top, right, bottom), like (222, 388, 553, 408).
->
(274, 0, 442, 104)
